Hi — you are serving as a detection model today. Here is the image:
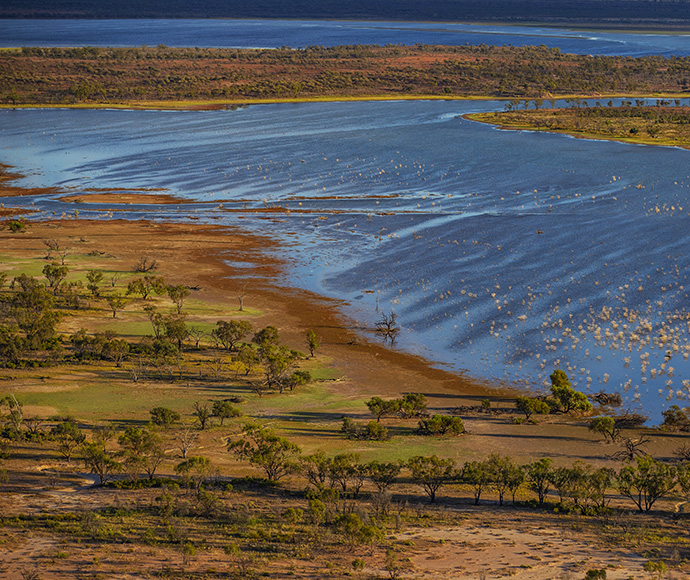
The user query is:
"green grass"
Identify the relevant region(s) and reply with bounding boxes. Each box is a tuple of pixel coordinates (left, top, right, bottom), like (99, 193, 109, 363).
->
(13, 377, 243, 420)
(469, 107, 690, 151)
(0, 256, 45, 278)
(305, 365, 341, 381)
(171, 297, 262, 318)
(244, 382, 356, 415)
(97, 319, 154, 337)
(0, 94, 490, 112)
(0, 236, 431, 459)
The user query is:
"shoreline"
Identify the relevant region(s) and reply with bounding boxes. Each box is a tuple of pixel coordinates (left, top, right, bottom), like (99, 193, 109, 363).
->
(4, 91, 690, 111)
(0, 172, 510, 410)
(6, 95, 690, 154)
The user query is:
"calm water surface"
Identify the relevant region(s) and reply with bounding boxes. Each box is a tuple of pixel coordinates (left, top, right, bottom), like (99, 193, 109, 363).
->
(2, 18, 690, 56)
(2, 101, 690, 422)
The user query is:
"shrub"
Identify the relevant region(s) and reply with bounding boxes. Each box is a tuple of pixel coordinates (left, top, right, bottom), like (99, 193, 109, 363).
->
(8, 220, 26, 233)
(149, 407, 180, 427)
(362, 420, 389, 440)
(398, 393, 427, 418)
(417, 414, 464, 436)
(341, 417, 359, 438)
(341, 417, 389, 440)
(614, 412, 647, 429)
(548, 369, 592, 414)
(515, 396, 550, 420)
(661, 405, 690, 431)
(588, 416, 620, 442)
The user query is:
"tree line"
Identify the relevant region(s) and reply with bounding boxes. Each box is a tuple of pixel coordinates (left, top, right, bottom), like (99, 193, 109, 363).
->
(1, 394, 687, 517)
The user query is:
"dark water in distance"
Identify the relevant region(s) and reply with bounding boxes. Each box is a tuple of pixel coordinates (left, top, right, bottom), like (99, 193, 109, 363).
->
(3, 101, 690, 422)
(2, 18, 690, 56)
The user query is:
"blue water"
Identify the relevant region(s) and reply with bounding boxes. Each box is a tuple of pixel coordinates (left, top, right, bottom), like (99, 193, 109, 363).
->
(3, 101, 690, 423)
(3, 18, 690, 421)
(2, 18, 690, 56)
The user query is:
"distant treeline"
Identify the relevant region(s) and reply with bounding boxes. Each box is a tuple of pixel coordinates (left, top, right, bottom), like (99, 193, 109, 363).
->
(4, 44, 690, 106)
(3, 0, 690, 26)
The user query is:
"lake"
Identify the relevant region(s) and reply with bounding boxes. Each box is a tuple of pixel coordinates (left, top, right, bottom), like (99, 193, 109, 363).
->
(2, 99, 690, 422)
(2, 18, 690, 56)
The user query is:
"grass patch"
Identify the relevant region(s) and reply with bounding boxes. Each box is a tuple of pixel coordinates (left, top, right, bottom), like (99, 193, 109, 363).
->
(8, 376, 243, 420)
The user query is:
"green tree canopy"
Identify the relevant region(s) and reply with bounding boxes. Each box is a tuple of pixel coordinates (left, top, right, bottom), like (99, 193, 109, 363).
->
(126, 275, 166, 300)
(462, 460, 491, 505)
(212, 319, 253, 351)
(228, 422, 301, 482)
(366, 460, 401, 492)
(82, 441, 121, 485)
(618, 456, 677, 512)
(166, 284, 190, 314)
(10, 274, 61, 349)
(407, 455, 455, 503)
(549, 369, 593, 414)
(515, 396, 550, 420)
(149, 406, 180, 428)
(118, 425, 166, 481)
(212, 400, 242, 425)
(42, 263, 69, 295)
(175, 455, 213, 492)
(417, 414, 464, 436)
(305, 328, 320, 357)
(86, 269, 104, 298)
(589, 416, 620, 443)
(526, 458, 553, 505)
(50, 419, 85, 462)
(365, 396, 401, 423)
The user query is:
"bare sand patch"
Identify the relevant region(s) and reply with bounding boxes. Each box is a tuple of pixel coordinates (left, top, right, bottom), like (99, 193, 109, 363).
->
(399, 522, 646, 579)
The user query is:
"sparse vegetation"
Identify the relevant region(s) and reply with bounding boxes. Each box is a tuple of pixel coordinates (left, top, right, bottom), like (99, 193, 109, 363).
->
(1, 218, 689, 579)
(471, 102, 690, 150)
(5, 45, 690, 108)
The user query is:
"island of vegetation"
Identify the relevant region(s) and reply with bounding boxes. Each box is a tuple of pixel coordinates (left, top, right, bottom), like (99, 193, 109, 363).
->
(468, 99, 690, 150)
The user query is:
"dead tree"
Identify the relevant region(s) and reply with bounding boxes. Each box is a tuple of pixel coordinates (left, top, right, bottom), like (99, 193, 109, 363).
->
(375, 311, 401, 344)
(612, 435, 651, 461)
(134, 256, 158, 273)
(236, 283, 248, 312)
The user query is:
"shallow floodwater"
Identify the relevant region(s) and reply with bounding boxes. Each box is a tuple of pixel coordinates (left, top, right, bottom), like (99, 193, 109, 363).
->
(3, 101, 690, 422)
(2, 18, 690, 56)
